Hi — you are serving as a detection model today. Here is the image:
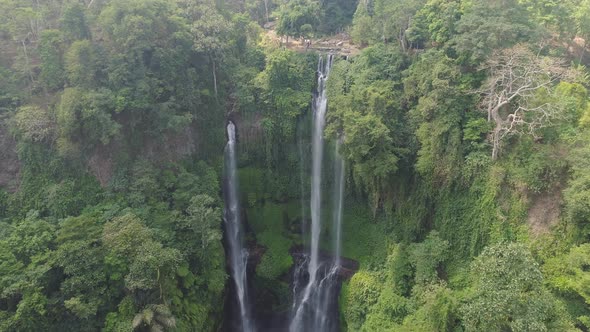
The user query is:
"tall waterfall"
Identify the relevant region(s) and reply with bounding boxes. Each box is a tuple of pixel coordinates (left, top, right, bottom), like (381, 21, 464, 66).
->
(290, 54, 345, 332)
(223, 121, 253, 332)
(333, 138, 345, 267)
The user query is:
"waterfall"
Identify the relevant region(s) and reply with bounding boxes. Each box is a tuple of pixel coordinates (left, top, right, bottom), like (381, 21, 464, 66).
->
(333, 138, 345, 267)
(223, 121, 253, 332)
(290, 54, 344, 332)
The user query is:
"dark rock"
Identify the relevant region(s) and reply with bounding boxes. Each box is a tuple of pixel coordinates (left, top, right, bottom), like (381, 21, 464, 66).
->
(289, 244, 359, 279)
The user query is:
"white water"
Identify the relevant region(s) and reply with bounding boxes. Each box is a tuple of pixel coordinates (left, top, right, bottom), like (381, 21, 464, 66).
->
(333, 139, 345, 265)
(224, 121, 253, 332)
(308, 139, 346, 331)
(291, 54, 344, 332)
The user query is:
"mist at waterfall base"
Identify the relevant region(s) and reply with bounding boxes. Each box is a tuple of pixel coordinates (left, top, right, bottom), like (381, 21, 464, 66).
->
(222, 55, 346, 331)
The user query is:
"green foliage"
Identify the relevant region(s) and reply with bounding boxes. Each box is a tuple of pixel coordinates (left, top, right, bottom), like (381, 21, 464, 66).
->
(64, 40, 101, 88)
(544, 244, 590, 325)
(125, 241, 182, 292)
(351, 0, 427, 49)
(563, 129, 590, 241)
(97, 0, 199, 139)
(317, 0, 357, 35)
(55, 214, 108, 320)
(104, 297, 135, 332)
(127, 159, 164, 206)
(504, 141, 568, 194)
(327, 48, 409, 211)
(463, 117, 491, 145)
(190, 0, 233, 56)
(39, 29, 65, 91)
(5, 211, 54, 263)
(60, 2, 90, 41)
(343, 271, 382, 330)
(404, 50, 470, 187)
(103, 214, 153, 261)
(0, 0, 589, 331)
(387, 244, 413, 296)
(409, 0, 461, 45)
(453, 0, 537, 62)
(276, 0, 320, 39)
(254, 49, 315, 171)
(256, 234, 293, 280)
(373, 0, 426, 49)
(11, 105, 55, 143)
(461, 243, 574, 331)
(177, 195, 223, 261)
(248, 202, 298, 280)
(400, 282, 459, 332)
(360, 286, 408, 330)
(132, 304, 177, 331)
(434, 175, 498, 259)
(340, 203, 389, 264)
(56, 87, 120, 156)
(238, 167, 266, 206)
(351, 0, 374, 46)
(408, 231, 449, 285)
(574, 0, 590, 53)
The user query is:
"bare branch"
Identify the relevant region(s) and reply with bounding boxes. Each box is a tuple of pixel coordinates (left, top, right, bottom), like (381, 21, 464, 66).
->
(474, 45, 567, 159)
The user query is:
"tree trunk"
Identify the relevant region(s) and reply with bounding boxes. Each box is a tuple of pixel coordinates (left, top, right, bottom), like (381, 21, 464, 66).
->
(491, 126, 501, 160)
(399, 28, 406, 52)
(487, 87, 494, 122)
(264, 0, 269, 23)
(211, 57, 218, 100)
(21, 40, 34, 85)
(490, 105, 504, 160)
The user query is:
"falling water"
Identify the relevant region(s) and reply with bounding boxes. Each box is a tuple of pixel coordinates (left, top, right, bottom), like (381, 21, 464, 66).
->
(333, 138, 345, 267)
(290, 54, 345, 332)
(223, 121, 253, 332)
(307, 139, 346, 332)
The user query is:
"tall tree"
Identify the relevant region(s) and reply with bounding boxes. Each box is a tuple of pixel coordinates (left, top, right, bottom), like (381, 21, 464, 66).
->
(372, 0, 426, 51)
(351, 0, 375, 45)
(187, 0, 233, 99)
(476, 45, 569, 160)
(275, 0, 320, 42)
(38, 29, 64, 91)
(404, 51, 467, 186)
(454, 0, 536, 62)
(60, 2, 91, 41)
(575, 0, 590, 62)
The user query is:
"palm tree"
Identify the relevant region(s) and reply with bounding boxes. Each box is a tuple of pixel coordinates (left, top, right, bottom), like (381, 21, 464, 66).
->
(132, 304, 176, 332)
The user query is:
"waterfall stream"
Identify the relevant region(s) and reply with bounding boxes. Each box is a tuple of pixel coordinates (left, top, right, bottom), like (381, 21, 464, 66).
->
(333, 138, 345, 266)
(224, 121, 253, 332)
(290, 54, 344, 332)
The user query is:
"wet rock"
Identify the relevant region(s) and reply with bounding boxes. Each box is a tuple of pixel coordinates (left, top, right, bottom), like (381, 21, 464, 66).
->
(289, 244, 359, 279)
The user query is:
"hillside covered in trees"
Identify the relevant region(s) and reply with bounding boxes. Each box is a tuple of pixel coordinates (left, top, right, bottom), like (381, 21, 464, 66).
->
(1, 0, 590, 331)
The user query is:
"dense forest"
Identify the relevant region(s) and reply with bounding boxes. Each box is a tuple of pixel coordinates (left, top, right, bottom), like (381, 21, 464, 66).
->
(0, 0, 590, 331)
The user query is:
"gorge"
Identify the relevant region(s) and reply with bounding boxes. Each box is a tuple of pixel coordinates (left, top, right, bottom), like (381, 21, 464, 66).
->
(1, 1, 589, 331)
(224, 54, 350, 331)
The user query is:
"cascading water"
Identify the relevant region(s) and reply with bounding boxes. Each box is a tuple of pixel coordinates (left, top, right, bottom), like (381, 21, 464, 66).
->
(223, 121, 254, 332)
(290, 54, 345, 332)
(332, 138, 345, 269)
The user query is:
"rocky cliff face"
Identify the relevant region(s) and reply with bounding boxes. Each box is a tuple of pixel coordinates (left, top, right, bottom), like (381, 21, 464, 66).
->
(0, 115, 20, 192)
(87, 125, 199, 187)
